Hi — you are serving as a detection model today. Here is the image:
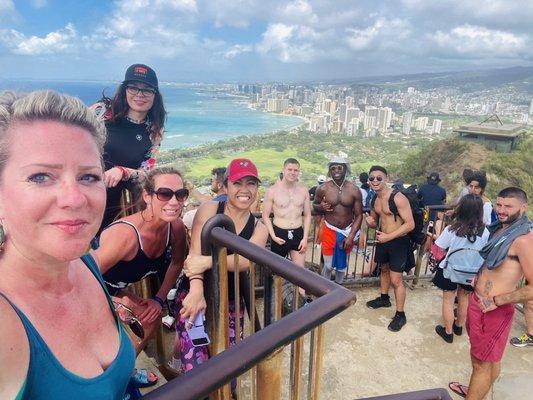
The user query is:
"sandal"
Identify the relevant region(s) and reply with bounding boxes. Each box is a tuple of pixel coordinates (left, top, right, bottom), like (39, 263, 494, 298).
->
(131, 368, 158, 388)
(448, 382, 468, 398)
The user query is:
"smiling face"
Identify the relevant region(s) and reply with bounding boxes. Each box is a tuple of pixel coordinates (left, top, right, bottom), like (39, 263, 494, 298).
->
(125, 81, 155, 117)
(0, 120, 105, 263)
(329, 164, 346, 182)
(369, 170, 388, 192)
(495, 196, 527, 225)
(283, 163, 300, 183)
(144, 173, 186, 222)
(227, 176, 259, 210)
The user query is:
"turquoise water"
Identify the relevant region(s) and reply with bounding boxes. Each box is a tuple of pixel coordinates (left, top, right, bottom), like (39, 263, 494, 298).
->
(0, 80, 302, 149)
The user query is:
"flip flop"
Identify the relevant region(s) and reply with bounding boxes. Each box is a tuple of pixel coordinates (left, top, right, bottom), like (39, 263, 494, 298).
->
(131, 368, 158, 388)
(448, 381, 468, 398)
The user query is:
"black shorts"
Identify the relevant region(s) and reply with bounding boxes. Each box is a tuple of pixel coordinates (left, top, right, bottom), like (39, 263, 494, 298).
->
(432, 267, 474, 292)
(270, 225, 304, 258)
(375, 235, 415, 273)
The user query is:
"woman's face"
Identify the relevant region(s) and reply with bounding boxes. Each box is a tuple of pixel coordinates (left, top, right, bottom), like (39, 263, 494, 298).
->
(227, 177, 259, 210)
(125, 81, 156, 116)
(468, 180, 483, 196)
(144, 174, 187, 222)
(0, 120, 105, 263)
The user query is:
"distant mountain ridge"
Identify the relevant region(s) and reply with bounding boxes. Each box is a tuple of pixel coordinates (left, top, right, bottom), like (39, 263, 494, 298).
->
(322, 66, 533, 92)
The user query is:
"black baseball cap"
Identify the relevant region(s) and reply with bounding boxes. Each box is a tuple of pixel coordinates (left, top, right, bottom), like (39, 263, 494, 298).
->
(428, 172, 441, 182)
(123, 64, 158, 89)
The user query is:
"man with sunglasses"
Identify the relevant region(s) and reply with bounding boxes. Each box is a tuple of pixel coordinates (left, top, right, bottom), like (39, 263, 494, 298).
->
(365, 165, 415, 332)
(313, 156, 363, 284)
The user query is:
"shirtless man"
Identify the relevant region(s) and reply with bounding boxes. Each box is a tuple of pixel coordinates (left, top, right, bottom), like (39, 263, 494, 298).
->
(365, 165, 415, 332)
(263, 158, 312, 296)
(450, 187, 532, 400)
(313, 157, 362, 284)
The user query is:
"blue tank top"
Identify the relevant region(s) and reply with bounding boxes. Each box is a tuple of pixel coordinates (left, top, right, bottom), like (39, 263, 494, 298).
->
(2, 254, 135, 400)
(102, 220, 172, 295)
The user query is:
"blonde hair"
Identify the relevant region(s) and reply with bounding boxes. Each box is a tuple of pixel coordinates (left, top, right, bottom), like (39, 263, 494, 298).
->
(0, 90, 106, 174)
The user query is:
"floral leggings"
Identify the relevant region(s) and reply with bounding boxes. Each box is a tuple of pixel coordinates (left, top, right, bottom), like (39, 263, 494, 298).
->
(173, 289, 245, 375)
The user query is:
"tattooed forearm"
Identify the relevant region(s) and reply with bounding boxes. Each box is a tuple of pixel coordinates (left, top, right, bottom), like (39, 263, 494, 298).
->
(496, 285, 533, 306)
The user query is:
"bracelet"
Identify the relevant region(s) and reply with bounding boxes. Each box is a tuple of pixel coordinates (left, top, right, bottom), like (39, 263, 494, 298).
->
(153, 295, 165, 308)
(189, 277, 204, 284)
(116, 166, 129, 181)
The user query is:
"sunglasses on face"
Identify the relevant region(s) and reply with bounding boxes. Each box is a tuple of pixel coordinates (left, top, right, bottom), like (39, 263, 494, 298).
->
(153, 187, 189, 202)
(369, 176, 384, 182)
(329, 165, 344, 171)
(112, 301, 145, 339)
(126, 85, 157, 97)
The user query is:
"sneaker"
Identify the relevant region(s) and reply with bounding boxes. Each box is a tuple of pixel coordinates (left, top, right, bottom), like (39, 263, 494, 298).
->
(510, 333, 533, 348)
(435, 325, 453, 343)
(453, 322, 463, 336)
(388, 314, 407, 332)
(366, 296, 392, 309)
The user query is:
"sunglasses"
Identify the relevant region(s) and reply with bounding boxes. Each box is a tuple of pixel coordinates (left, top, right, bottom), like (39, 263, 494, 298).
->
(369, 176, 384, 182)
(126, 85, 157, 97)
(112, 301, 145, 339)
(153, 187, 189, 202)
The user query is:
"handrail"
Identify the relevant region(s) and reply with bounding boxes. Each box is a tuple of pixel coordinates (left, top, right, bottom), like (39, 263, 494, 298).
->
(143, 214, 356, 400)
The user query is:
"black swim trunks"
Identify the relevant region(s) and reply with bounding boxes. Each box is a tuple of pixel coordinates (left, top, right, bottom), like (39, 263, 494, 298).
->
(270, 224, 304, 258)
(375, 235, 415, 273)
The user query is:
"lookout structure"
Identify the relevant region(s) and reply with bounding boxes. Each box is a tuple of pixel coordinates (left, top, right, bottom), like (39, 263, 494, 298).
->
(454, 114, 525, 152)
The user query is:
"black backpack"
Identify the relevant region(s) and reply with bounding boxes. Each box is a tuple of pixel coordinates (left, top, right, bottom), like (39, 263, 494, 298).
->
(371, 188, 426, 245)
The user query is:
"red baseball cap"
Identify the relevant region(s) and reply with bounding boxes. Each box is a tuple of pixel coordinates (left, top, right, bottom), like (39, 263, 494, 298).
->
(226, 158, 260, 182)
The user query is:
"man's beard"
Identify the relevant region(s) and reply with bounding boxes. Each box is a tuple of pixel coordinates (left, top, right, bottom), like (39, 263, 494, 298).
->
(500, 210, 522, 225)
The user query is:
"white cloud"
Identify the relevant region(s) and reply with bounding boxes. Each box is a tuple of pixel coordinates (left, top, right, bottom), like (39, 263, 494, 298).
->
(30, 0, 47, 9)
(224, 44, 252, 59)
(346, 19, 411, 51)
(0, 23, 78, 55)
(430, 25, 528, 57)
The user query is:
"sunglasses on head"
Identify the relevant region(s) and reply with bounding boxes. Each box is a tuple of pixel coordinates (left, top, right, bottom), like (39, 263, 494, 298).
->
(369, 176, 384, 182)
(153, 187, 189, 202)
(126, 85, 157, 97)
(112, 301, 145, 339)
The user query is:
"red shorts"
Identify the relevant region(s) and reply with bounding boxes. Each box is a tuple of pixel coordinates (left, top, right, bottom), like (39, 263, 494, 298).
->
(467, 293, 515, 363)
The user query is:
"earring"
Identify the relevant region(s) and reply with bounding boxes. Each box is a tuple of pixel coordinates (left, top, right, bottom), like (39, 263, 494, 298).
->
(0, 223, 5, 247)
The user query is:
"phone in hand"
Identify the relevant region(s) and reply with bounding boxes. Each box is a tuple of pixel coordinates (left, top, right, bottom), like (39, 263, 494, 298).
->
(187, 313, 210, 347)
(426, 220, 434, 236)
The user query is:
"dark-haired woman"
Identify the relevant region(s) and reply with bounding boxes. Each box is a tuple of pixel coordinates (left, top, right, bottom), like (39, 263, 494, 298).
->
(432, 194, 489, 343)
(94, 167, 187, 386)
(94, 63, 167, 232)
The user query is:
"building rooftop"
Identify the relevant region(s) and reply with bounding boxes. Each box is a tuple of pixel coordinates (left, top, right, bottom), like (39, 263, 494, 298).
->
(454, 115, 525, 139)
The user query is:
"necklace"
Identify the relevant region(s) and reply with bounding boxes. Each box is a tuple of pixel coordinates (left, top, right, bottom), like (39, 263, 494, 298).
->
(125, 115, 146, 124)
(331, 179, 345, 193)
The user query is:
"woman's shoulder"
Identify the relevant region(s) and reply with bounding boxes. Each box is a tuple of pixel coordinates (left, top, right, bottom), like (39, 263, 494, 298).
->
(0, 296, 29, 399)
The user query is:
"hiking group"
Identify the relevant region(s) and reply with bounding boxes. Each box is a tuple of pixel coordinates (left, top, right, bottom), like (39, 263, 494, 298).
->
(0, 63, 531, 400)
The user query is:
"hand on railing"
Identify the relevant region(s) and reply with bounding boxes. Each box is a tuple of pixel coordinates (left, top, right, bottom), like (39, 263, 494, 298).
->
(184, 254, 212, 277)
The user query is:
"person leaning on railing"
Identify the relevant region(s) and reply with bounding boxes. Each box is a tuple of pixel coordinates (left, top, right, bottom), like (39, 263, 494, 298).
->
(0, 90, 135, 400)
(94, 167, 187, 386)
(174, 159, 268, 379)
(92, 63, 166, 235)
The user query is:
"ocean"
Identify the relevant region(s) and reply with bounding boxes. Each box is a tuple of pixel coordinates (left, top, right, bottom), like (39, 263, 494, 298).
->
(0, 80, 303, 150)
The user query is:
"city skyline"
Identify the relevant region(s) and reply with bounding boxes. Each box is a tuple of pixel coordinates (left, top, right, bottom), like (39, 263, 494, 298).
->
(1, 0, 533, 83)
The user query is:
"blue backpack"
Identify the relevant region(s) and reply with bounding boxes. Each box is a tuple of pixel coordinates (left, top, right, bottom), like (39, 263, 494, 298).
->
(442, 247, 485, 286)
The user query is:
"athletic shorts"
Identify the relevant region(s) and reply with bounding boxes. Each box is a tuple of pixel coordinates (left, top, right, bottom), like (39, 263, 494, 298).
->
(375, 235, 415, 273)
(467, 292, 515, 363)
(432, 267, 474, 292)
(270, 225, 304, 258)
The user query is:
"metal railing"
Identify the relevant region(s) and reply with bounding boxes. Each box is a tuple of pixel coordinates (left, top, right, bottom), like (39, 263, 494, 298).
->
(143, 214, 356, 400)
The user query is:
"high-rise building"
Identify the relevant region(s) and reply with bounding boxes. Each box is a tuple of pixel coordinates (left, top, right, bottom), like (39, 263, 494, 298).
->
(403, 112, 413, 135)
(267, 98, 289, 113)
(415, 117, 429, 131)
(407, 87, 415, 94)
(364, 115, 376, 130)
(345, 96, 354, 108)
(338, 105, 347, 124)
(530, 98, 533, 115)
(345, 107, 359, 125)
(431, 119, 442, 135)
(346, 118, 360, 136)
(377, 107, 392, 133)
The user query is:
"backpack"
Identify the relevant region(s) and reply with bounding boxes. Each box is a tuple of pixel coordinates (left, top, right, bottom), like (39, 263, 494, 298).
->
(372, 188, 425, 245)
(442, 247, 485, 285)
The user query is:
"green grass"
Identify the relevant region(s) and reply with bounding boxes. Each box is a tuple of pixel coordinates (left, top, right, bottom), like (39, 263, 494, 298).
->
(182, 148, 323, 184)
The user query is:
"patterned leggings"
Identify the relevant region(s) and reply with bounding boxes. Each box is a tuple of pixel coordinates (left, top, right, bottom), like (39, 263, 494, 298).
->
(173, 289, 245, 374)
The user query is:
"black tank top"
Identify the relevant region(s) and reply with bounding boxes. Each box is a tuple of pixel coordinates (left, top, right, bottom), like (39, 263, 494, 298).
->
(181, 202, 256, 301)
(102, 221, 172, 295)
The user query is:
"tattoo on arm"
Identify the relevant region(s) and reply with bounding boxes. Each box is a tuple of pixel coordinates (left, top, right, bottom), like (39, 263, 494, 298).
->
(483, 280, 493, 296)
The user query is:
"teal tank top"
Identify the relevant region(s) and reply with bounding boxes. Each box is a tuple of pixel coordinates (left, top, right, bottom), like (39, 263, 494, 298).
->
(2, 254, 135, 400)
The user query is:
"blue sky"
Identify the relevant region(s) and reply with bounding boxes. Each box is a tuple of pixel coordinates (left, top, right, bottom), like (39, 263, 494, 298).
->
(1, 0, 532, 83)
